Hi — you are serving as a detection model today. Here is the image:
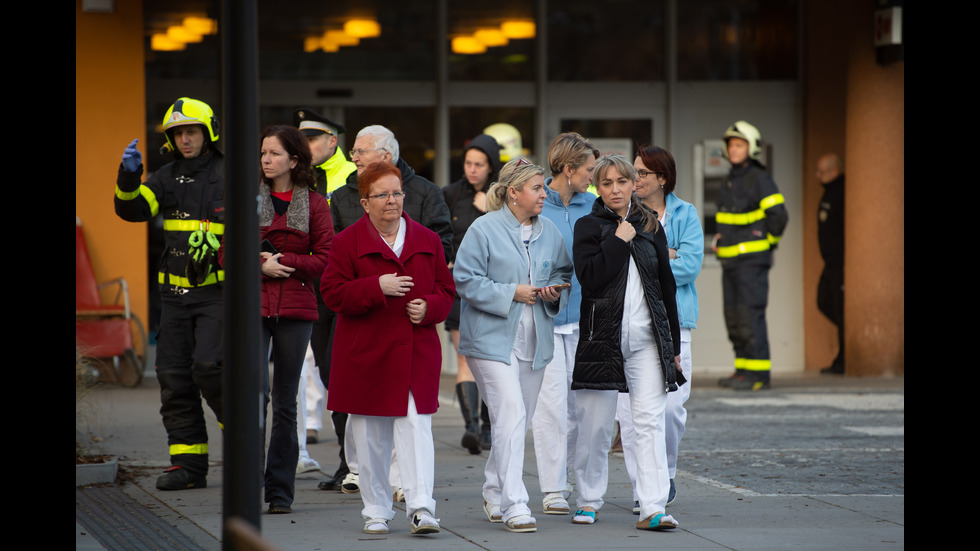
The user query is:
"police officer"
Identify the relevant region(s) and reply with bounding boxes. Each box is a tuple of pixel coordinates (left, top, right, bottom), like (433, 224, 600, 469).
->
(293, 108, 357, 200)
(713, 121, 788, 391)
(115, 97, 225, 489)
(815, 154, 845, 374)
(291, 108, 358, 491)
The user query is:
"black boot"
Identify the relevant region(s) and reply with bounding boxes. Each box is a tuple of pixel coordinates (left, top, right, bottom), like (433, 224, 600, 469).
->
(456, 382, 482, 454)
(480, 400, 492, 450)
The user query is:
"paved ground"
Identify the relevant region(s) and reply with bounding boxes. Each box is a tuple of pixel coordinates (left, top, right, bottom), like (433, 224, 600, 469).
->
(76, 364, 904, 551)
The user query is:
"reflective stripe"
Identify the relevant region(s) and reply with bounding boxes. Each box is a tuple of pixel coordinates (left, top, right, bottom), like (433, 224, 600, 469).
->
(715, 193, 784, 226)
(716, 239, 771, 258)
(115, 186, 139, 201)
(716, 209, 766, 226)
(759, 193, 785, 210)
(159, 270, 225, 287)
(163, 219, 225, 235)
(170, 443, 209, 455)
(735, 358, 771, 371)
(767, 233, 781, 245)
(115, 185, 160, 217)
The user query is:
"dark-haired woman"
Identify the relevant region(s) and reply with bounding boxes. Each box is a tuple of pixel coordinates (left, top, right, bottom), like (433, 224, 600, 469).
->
(443, 134, 502, 454)
(570, 154, 684, 531)
(222, 125, 334, 514)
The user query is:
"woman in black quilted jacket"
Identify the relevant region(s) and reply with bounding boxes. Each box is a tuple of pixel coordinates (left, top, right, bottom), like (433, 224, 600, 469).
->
(569, 154, 685, 532)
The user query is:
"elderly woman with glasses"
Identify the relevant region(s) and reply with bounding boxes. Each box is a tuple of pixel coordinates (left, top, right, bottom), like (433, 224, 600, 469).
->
(454, 158, 574, 533)
(321, 161, 455, 536)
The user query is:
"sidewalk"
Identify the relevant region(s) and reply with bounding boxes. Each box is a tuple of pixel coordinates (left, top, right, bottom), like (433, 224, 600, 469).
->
(77, 368, 904, 550)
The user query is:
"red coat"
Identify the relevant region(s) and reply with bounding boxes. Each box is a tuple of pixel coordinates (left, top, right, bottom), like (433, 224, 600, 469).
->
(257, 185, 334, 321)
(322, 212, 454, 416)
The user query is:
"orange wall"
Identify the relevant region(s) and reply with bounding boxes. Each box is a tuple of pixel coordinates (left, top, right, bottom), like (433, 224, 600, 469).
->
(802, 0, 849, 371)
(843, 6, 904, 377)
(803, 1, 904, 376)
(76, 1, 148, 324)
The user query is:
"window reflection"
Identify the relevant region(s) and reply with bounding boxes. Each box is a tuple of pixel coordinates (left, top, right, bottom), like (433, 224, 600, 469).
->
(678, 0, 798, 80)
(548, 0, 665, 82)
(449, 0, 536, 81)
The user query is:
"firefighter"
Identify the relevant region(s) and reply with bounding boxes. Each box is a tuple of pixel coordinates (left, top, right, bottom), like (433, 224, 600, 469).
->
(114, 97, 225, 489)
(713, 121, 788, 391)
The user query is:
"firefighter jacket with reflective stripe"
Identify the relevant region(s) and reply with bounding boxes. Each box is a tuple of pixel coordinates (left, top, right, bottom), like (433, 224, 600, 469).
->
(714, 161, 788, 260)
(115, 151, 225, 290)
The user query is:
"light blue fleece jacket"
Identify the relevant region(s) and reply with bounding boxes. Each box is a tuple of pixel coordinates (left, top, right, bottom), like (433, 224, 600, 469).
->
(454, 206, 574, 369)
(662, 193, 703, 329)
(540, 180, 594, 327)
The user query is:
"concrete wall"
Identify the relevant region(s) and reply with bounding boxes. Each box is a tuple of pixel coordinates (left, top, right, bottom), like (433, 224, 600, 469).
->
(76, 1, 148, 324)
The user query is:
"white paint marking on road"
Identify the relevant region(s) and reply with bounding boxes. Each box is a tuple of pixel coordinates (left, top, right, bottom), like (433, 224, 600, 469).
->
(844, 426, 904, 436)
(679, 471, 764, 496)
(676, 471, 905, 498)
(684, 447, 904, 454)
(715, 393, 904, 411)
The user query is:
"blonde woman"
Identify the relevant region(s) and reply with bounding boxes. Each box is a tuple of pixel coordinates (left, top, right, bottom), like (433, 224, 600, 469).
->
(454, 159, 573, 533)
(532, 132, 598, 515)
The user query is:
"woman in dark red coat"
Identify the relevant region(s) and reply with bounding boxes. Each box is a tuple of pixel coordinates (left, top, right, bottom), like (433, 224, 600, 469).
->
(321, 161, 454, 536)
(252, 125, 333, 514)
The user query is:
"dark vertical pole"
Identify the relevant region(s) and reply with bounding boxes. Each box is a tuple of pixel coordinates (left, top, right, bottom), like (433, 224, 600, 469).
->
(221, 0, 262, 544)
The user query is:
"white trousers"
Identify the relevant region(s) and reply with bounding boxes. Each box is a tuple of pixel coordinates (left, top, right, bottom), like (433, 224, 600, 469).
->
(619, 329, 692, 499)
(303, 348, 325, 433)
(468, 353, 546, 522)
(531, 327, 580, 494)
(573, 343, 669, 518)
(345, 413, 401, 489)
(295, 345, 316, 460)
(348, 391, 435, 521)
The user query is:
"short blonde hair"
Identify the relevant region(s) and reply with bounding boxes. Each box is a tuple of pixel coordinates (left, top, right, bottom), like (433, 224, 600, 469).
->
(547, 132, 599, 176)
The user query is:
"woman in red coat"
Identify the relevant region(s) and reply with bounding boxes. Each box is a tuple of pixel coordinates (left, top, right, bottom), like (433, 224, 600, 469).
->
(250, 125, 333, 514)
(321, 161, 454, 536)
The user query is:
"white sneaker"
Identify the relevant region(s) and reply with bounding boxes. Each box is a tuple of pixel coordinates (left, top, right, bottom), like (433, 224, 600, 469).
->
(410, 510, 441, 535)
(392, 487, 405, 503)
(296, 457, 321, 474)
(364, 518, 389, 534)
(341, 472, 360, 494)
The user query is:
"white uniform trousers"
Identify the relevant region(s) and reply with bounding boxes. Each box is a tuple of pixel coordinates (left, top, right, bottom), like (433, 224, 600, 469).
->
(619, 328, 692, 498)
(468, 353, 546, 522)
(531, 326, 580, 494)
(348, 391, 435, 521)
(573, 343, 669, 518)
(302, 345, 325, 433)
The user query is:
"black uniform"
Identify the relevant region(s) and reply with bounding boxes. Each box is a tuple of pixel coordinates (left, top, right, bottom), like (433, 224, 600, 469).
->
(817, 174, 844, 369)
(715, 160, 788, 384)
(115, 150, 225, 478)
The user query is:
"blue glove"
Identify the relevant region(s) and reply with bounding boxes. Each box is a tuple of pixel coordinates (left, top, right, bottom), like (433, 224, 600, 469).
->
(122, 139, 142, 172)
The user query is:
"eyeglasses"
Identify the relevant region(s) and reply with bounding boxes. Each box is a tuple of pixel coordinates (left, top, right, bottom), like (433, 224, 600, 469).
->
(366, 191, 406, 201)
(349, 147, 386, 158)
(636, 169, 660, 178)
(516, 158, 531, 166)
